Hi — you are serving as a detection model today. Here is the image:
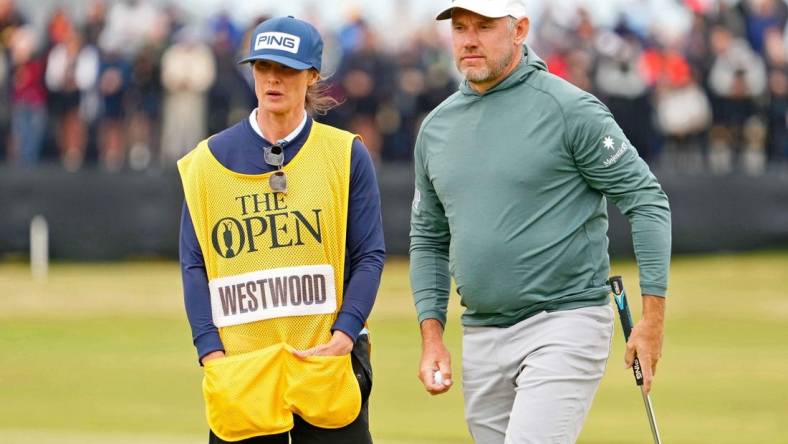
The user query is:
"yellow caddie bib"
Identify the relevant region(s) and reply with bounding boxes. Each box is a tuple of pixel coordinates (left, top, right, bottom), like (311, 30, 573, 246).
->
(178, 121, 361, 441)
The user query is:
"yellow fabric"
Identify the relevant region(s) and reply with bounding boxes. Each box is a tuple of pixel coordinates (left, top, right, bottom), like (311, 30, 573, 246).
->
(202, 344, 361, 441)
(179, 122, 359, 441)
(202, 345, 291, 438)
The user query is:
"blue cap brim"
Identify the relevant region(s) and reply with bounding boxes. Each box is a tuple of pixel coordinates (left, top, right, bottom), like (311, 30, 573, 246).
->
(238, 54, 312, 70)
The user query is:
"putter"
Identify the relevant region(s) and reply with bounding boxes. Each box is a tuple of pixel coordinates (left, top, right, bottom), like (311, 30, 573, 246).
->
(609, 276, 663, 444)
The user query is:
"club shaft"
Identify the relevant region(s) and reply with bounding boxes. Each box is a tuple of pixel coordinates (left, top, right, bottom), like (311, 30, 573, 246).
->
(610, 276, 663, 444)
(641, 389, 662, 444)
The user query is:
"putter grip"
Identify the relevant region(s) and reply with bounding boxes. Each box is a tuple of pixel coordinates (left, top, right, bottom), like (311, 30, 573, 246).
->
(609, 276, 645, 387)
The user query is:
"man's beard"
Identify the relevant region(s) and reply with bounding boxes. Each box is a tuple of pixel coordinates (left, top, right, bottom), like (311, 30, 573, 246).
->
(459, 45, 515, 84)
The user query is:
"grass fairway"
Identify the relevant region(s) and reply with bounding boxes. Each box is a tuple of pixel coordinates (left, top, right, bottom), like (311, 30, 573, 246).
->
(1, 252, 787, 443)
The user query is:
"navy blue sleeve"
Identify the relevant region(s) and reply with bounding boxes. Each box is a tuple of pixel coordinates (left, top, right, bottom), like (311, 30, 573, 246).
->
(180, 203, 224, 362)
(332, 139, 386, 341)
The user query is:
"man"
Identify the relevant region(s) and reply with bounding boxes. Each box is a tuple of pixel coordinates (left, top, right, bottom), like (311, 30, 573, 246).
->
(178, 16, 384, 443)
(409, 1, 671, 443)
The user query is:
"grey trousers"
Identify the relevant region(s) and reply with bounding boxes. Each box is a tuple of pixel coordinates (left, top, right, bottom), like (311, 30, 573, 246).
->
(462, 305, 614, 444)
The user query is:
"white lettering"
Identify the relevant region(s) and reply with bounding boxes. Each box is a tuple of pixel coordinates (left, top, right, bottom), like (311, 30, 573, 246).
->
(603, 142, 631, 167)
(254, 32, 301, 54)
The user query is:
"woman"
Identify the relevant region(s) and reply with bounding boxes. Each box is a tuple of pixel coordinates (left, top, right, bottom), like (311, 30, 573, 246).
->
(177, 16, 384, 444)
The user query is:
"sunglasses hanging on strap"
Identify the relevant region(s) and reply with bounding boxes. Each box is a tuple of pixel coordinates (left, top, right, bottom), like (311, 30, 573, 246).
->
(264, 141, 287, 194)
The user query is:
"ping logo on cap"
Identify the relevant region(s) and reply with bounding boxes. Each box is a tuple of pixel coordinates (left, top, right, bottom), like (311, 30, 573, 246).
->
(254, 32, 301, 54)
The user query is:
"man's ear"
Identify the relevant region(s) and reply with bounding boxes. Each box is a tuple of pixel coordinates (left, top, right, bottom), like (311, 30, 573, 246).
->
(515, 17, 530, 45)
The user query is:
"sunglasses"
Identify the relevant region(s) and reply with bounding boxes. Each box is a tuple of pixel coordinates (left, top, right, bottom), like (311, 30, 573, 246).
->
(264, 142, 287, 194)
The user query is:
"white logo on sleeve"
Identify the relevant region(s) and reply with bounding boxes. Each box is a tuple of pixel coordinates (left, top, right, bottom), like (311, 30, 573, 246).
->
(254, 32, 301, 54)
(412, 189, 421, 213)
(602, 135, 632, 167)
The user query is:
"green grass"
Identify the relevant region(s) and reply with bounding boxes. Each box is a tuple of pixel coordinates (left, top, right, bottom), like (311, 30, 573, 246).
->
(1, 252, 787, 443)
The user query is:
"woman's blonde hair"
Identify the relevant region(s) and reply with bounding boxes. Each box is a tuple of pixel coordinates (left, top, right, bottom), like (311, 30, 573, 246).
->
(306, 69, 341, 116)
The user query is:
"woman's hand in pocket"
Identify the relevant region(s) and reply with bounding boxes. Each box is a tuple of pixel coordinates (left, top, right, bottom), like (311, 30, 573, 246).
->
(200, 350, 225, 365)
(293, 330, 354, 358)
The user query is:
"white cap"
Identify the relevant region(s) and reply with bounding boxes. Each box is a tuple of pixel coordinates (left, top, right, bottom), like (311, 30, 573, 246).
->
(436, 0, 527, 20)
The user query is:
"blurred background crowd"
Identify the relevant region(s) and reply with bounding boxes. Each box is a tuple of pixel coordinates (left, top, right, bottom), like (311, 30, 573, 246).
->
(0, 0, 786, 174)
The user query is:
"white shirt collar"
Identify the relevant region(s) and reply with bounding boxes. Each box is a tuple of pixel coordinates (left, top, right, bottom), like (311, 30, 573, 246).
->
(249, 108, 308, 145)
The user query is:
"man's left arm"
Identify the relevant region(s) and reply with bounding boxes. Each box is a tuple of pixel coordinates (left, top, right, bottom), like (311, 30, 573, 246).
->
(294, 139, 385, 358)
(567, 94, 671, 394)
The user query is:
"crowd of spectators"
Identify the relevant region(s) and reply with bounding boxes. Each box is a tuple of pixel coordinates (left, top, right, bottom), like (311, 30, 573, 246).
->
(536, 0, 788, 175)
(1, 0, 787, 175)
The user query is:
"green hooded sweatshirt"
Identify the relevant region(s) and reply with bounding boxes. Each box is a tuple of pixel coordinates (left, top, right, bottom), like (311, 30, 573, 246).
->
(409, 46, 671, 327)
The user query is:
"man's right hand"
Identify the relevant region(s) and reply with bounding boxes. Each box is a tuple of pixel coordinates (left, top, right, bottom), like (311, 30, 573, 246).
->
(200, 350, 225, 365)
(418, 319, 453, 395)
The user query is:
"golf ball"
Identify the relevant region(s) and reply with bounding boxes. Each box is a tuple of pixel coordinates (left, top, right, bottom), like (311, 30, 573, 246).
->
(433, 370, 443, 385)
